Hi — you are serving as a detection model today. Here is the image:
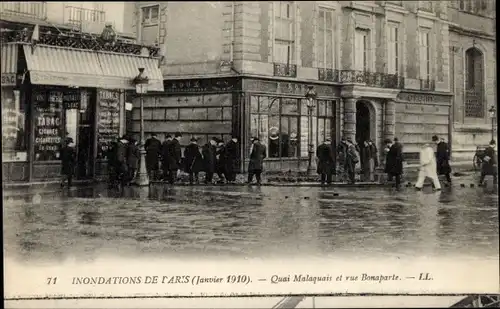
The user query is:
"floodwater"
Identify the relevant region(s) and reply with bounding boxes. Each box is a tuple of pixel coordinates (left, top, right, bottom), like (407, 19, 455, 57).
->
(3, 175, 498, 264)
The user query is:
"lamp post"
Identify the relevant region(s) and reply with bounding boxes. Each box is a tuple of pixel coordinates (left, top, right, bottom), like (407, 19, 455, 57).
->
(305, 86, 317, 176)
(133, 68, 150, 186)
(489, 106, 496, 141)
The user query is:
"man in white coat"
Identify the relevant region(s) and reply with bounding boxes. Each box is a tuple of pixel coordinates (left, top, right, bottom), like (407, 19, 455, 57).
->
(415, 142, 441, 191)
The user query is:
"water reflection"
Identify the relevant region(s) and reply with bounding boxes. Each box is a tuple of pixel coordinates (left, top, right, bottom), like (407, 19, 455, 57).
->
(2, 183, 498, 264)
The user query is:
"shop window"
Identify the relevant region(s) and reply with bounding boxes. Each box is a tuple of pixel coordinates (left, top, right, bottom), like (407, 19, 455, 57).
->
(33, 90, 63, 161)
(316, 100, 334, 145)
(2, 88, 27, 162)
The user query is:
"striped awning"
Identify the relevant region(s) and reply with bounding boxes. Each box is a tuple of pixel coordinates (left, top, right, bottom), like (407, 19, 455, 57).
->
(22, 44, 164, 92)
(1, 43, 19, 86)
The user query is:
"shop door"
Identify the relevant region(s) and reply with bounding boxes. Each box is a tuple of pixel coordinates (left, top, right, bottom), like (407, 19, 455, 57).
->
(65, 97, 95, 180)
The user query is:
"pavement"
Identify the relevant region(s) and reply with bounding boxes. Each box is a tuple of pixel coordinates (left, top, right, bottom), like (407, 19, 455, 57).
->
(2, 161, 476, 199)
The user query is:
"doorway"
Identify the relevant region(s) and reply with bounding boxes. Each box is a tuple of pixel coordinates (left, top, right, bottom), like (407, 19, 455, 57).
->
(65, 92, 95, 180)
(356, 101, 371, 145)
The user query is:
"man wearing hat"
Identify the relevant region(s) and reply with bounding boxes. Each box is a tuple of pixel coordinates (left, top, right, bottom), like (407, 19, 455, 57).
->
(224, 136, 240, 183)
(316, 137, 335, 185)
(384, 137, 404, 189)
(183, 137, 203, 184)
(145, 133, 162, 180)
(160, 134, 172, 181)
(164, 132, 183, 184)
(215, 138, 227, 183)
(202, 137, 218, 184)
(336, 136, 348, 181)
(60, 137, 76, 188)
(247, 136, 267, 185)
(344, 137, 359, 184)
(433, 135, 451, 184)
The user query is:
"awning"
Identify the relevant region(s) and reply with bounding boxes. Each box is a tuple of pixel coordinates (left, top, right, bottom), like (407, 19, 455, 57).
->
(1, 43, 18, 86)
(22, 44, 164, 92)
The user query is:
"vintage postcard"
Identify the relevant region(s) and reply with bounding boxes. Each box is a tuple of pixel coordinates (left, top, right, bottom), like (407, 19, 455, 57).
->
(2, 0, 499, 306)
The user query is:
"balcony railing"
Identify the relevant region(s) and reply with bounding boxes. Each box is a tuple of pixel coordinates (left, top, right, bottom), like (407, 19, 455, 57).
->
(318, 69, 405, 89)
(0, 2, 47, 20)
(64, 5, 106, 27)
(273, 63, 297, 78)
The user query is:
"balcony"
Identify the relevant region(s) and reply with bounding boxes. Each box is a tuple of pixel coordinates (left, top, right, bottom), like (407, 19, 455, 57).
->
(318, 69, 405, 89)
(273, 63, 297, 78)
(63, 5, 107, 33)
(0, 2, 47, 20)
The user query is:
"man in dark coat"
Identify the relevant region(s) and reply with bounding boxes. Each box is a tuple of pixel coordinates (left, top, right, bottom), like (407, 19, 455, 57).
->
(107, 138, 119, 187)
(336, 137, 348, 181)
(60, 137, 76, 188)
(202, 137, 218, 184)
(183, 137, 203, 185)
(215, 139, 227, 184)
(224, 136, 240, 183)
(161, 134, 172, 181)
(345, 138, 359, 184)
(479, 139, 498, 186)
(432, 135, 452, 183)
(316, 137, 335, 185)
(361, 140, 378, 182)
(247, 137, 267, 185)
(384, 137, 404, 189)
(116, 135, 129, 186)
(127, 138, 140, 185)
(145, 133, 162, 180)
(165, 132, 182, 184)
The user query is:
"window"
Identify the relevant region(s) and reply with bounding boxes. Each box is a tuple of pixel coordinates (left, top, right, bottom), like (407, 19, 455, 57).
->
(33, 90, 63, 162)
(142, 5, 159, 25)
(419, 1, 433, 11)
(458, 0, 465, 10)
(354, 29, 369, 71)
(465, 48, 484, 118)
(274, 1, 295, 64)
(317, 7, 335, 69)
(2, 88, 27, 162)
(387, 24, 399, 75)
(419, 29, 431, 82)
(316, 100, 335, 146)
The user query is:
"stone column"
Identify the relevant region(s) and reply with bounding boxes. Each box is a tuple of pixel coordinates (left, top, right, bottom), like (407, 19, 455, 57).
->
(342, 97, 357, 141)
(384, 99, 396, 141)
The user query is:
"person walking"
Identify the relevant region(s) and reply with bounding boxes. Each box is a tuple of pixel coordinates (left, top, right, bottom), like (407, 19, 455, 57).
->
(345, 138, 359, 184)
(433, 135, 452, 184)
(415, 141, 441, 191)
(165, 132, 182, 184)
(60, 137, 76, 188)
(224, 136, 240, 183)
(145, 133, 162, 180)
(126, 138, 140, 185)
(247, 137, 267, 185)
(478, 139, 498, 187)
(183, 137, 203, 185)
(160, 134, 172, 181)
(202, 137, 218, 184)
(384, 137, 404, 190)
(316, 137, 335, 185)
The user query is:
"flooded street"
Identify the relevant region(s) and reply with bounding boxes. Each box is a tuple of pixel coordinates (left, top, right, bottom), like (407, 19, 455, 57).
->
(3, 175, 498, 264)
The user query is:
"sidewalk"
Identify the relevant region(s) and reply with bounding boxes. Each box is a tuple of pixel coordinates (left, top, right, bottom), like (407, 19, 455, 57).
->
(2, 161, 475, 198)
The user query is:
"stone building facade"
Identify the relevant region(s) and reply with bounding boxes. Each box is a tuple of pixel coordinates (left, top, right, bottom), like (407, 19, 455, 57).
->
(129, 1, 463, 172)
(447, 0, 497, 161)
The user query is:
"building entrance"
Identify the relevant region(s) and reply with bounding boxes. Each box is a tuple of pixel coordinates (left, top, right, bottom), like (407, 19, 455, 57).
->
(356, 101, 371, 145)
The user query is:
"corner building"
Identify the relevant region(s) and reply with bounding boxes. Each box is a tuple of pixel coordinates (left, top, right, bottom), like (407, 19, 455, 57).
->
(130, 1, 458, 172)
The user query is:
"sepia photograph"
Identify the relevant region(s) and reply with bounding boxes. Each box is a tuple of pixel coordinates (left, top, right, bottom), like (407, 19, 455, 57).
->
(2, 0, 499, 307)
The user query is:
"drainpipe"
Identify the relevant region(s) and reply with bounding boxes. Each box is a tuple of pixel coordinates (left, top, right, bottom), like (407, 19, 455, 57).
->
(449, 48, 455, 160)
(231, 1, 235, 64)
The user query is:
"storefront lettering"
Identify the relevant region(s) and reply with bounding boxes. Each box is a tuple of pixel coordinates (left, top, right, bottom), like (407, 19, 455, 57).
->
(37, 116, 61, 127)
(35, 136, 61, 144)
(397, 93, 451, 104)
(38, 128, 59, 135)
(1, 73, 16, 86)
(99, 90, 120, 101)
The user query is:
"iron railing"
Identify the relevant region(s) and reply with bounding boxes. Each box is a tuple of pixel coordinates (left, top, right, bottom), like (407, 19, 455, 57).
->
(64, 5, 106, 26)
(318, 68, 405, 89)
(273, 63, 297, 78)
(0, 2, 47, 20)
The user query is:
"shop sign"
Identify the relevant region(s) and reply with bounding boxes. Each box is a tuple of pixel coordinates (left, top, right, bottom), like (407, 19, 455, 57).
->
(63, 91, 80, 109)
(34, 90, 63, 160)
(97, 89, 121, 160)
(164, 78, 239, 93)
(244, 79, 337, 97)
(1, 73, 17, 86)
(397, 92, 452, 104)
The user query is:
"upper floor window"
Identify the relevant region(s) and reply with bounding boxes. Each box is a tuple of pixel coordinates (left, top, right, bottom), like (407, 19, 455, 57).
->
(459, 0, 489, 14)
(387, 24, 399, 75)
(386, 1, 403, 5)
(317, 7, 335, 69)
(354, 28, 369, 72)
(465, 48, 484, 118)
(419, 1, 433, 12)
(274, 1, 295, 64)
(418, 29, 431, 82)
(142, 5, 159, 25)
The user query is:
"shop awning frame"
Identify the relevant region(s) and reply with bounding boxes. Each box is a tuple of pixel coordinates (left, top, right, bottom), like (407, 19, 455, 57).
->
(22, 44, 164, 92)
(1, 43, 19, 86)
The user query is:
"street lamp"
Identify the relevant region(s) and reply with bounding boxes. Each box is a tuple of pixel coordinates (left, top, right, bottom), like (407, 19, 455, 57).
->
(489, 105, 496, 141)
(305, 85, 317, 176)
(133, 68, 150, 186)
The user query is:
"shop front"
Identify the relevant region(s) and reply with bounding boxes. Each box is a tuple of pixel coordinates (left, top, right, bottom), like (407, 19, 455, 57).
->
(2, 42, 164, 184)
(240, 78, 341, 173)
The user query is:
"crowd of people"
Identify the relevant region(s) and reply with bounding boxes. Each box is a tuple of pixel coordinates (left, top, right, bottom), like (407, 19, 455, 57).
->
(58, 131, 497, 190)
